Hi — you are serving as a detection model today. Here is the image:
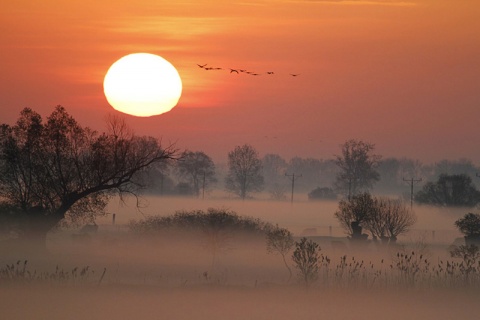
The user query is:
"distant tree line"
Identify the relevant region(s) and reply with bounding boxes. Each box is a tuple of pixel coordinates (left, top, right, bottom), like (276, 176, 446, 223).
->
(140, 139, 480, 207)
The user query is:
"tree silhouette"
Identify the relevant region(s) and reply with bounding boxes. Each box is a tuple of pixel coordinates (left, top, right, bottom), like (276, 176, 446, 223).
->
(365, 197, 416, 244)
(334, 139, 381, 198)
(415, 174, 480, 207)
(335, 193, 416, 244)
(0, 106, 176, 248)
(262, 153, 288, 193)
(266, 225, 295, 282)
(292, 237, 320, 288)
(334, 192, 375, 242)
(176, 150, 217, 197)
(225, 144, 264, 199)
(455, 213, 480, 246)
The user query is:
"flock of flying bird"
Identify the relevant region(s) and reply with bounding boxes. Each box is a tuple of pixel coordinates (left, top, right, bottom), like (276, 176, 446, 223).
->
(196, 63, 300, 77)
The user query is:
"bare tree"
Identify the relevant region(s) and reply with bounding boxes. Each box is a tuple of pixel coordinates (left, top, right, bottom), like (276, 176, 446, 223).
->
(266, 225, 295, 282)
(176, 150, 217, 197)
(292, 237, 320, 288)
(0, 106, 177, 248)
(365, 197, 416, 244)
(334, 139, 381, 199)
(225, 144, 264, 199)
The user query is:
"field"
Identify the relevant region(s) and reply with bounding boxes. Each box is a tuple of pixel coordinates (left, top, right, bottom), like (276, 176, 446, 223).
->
(1, 196, 478, 320)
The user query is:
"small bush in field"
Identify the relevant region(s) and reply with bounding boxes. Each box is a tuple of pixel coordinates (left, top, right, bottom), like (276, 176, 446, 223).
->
(450, 244, 480, 283)
(455, 213, 480, 236)
(129, 208, 274, 271)
(129, 208, 272, 236)
(308, 187, 337, 200)
(266, 225, 295, 282)
(292, 237, 321, 288)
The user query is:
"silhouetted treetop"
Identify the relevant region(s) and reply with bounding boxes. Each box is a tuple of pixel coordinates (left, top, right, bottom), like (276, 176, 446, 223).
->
(0, 106, 177, 247)
(415, 174, 480, 207)
(334, 139, 381, 198)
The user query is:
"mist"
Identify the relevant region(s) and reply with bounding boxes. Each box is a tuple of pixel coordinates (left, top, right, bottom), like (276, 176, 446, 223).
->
(1, 195, 477, 320)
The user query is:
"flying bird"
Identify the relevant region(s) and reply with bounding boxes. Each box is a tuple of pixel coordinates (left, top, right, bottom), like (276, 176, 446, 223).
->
(266, 71, 274, 75)
(230, 69, 239, 73)
(197, 63, 207, 68)
(290, 73, 300, 77)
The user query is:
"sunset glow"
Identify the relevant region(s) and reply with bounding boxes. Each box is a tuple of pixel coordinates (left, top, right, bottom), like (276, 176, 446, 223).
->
(1, 0, 479, 162)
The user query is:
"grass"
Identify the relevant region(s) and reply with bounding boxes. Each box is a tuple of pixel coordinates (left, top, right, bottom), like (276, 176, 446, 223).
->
(0, 260, 105, 286)
(3, 244, 480, 291)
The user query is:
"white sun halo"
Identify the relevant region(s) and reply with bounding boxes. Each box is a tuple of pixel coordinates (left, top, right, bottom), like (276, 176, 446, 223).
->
(103, 53, 182, 117)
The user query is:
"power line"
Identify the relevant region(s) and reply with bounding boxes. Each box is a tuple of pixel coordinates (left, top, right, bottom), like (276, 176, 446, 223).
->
(403, 177, 422, 209)
(285, 173, 302, 204)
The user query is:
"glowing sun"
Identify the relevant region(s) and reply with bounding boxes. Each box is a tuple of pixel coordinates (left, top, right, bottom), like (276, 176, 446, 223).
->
(103, 53, 182, 117)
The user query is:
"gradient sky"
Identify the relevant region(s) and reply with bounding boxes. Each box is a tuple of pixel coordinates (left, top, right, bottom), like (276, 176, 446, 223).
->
(1, 0, 479, 164)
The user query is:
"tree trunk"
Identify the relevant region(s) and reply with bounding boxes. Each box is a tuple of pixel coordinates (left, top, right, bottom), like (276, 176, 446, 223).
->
(465, 235, 480, 247)
(350, 221, 368, 241)
(281, 253, 292, 283)
(20, 209, 63, 252)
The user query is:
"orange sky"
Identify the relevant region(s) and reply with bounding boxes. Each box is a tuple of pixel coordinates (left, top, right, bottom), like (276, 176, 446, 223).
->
(1, 0, 479, 164)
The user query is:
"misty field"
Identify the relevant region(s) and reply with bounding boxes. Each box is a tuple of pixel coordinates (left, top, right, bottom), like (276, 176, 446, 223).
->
(1, 196, 478, 320)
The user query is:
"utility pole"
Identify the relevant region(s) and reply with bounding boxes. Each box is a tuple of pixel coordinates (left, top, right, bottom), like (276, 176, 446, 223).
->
(285, 173, 302, 204)
(202, 171, 206, 200)
(403, 177, 422, 209)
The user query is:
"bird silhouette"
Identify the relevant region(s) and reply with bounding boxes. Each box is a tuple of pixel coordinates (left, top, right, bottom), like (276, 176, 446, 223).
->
(197, 63, 303, 79)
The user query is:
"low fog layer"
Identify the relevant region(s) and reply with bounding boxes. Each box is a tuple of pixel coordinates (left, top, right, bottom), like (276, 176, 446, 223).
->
(105, 195, 464, 243)
(0, 196, 475, 320)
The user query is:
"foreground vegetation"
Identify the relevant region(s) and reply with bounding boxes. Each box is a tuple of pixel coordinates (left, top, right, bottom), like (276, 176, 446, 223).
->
(2, 246, 480, 291)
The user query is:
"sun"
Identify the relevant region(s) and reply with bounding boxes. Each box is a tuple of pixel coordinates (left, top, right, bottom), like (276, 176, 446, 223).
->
(103, 53, 182, 117)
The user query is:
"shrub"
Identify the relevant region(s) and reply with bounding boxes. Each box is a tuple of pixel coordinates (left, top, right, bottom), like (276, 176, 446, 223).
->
(129, 208, 273, 236)
(308, 187, 337, 200)
(455, 213, 480, 237)
(450, 244, 480, 283)
(266, 225, 295, 282)
(292, 237, 321, 287)
(334, 193, 416, 244)
(130, 208, 274, 271)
